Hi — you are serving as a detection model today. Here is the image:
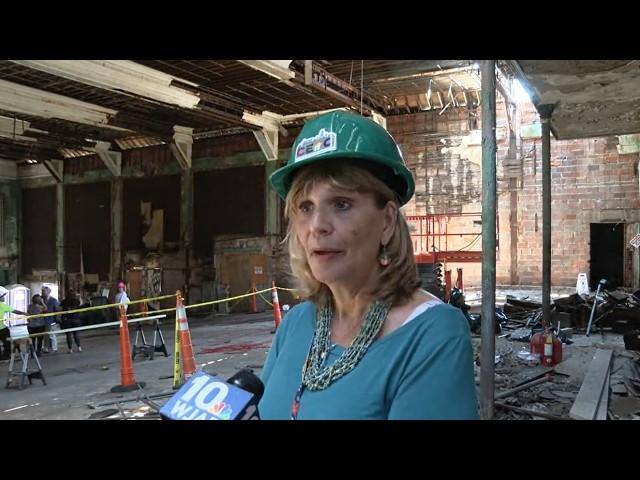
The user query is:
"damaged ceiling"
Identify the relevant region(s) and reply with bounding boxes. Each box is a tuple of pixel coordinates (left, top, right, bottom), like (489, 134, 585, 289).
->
(0, 60, 483, 165)
(1, 59, 638, 166)
(507, 60, 640, 140)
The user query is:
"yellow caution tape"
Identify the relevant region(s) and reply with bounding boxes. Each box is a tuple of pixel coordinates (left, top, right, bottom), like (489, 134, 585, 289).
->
(4, 285, 296, 327)
(3, 293, 177, 323)
(127, 287, 274, 318)
(256, 292, 273, 307)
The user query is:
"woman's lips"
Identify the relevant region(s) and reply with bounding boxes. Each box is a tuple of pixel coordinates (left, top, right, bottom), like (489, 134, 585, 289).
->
(312, 249, 344, 260)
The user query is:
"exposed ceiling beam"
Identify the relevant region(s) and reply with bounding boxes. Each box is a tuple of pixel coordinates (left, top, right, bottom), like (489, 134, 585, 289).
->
(242, 111, 280, 161)
(370, 65, 477, 84)
(92, 141, 121, 176)
(0, 141, 58, 162)
(0, 78, 131, 132)
(12, 61, 261, 134)
(0, 114, 47, 143)
(11, 60, 201, 109)
(297, 62, 386, 115)
(238, 61, 296, 83)
(169, 125, 193, 169)
(43, 159, 63, 183)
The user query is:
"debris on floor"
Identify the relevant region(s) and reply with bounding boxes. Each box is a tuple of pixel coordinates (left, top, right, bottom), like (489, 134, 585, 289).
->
(469, 289, 640, 420)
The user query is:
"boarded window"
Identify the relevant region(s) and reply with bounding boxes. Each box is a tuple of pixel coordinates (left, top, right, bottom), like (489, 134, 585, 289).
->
(194, 166, 265, 257)
(64, 182, 111, 277)
(21, 187, 57, 274)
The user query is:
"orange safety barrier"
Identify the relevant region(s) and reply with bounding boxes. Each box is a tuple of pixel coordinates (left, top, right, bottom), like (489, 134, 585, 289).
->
(271, 281, 282, 333)
(111, 305, 145, 392)
(176, 291, 197, 382)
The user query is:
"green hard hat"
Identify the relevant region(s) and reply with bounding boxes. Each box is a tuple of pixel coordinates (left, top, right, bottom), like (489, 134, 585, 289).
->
(269, 110, 415, 205)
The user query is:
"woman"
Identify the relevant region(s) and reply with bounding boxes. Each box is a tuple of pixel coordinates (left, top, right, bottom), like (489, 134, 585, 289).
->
(60, 289, 82, 353)
(258, 111, 478, 419)
(26, 294, 48, 354)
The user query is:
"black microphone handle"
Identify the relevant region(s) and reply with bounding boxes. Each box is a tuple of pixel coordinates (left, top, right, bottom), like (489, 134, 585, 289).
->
(226, 369, 265, 402)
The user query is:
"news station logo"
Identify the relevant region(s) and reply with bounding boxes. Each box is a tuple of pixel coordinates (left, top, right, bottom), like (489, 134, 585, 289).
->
(160, 371, 254, 420)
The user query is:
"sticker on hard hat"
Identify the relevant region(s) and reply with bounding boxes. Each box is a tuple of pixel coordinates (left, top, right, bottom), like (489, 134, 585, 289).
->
(295, 128, 337, 162)
(160, 371, 254, 420)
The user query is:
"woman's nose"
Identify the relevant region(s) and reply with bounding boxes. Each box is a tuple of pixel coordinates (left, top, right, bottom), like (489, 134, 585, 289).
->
(310, 208, 332, 235)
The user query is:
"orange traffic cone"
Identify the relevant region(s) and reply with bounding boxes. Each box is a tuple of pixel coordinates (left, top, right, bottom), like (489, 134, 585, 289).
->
(250, 281, 258, 313)
(270, 281, 282, 333)
(111, 305, 145, 392)
(176, 291, 197, 381)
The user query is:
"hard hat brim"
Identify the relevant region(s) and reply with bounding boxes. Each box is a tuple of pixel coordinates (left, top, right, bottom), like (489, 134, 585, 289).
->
(269, 151, 415, 205)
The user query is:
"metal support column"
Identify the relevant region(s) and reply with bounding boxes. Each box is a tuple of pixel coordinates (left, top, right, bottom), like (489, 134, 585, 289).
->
(111, 178, 123, 283)
(480, 60, 497, 420)
(181, 168, 194, 303)
(56, 182, 64, 288)
(265, 160, 280, 236)
(539, 104, 555, 327)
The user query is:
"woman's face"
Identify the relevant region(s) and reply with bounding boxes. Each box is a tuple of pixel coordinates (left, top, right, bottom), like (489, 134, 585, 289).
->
(294, 181, 396, 291)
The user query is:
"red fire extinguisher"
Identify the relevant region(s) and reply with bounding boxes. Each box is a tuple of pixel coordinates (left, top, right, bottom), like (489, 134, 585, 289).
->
(530, 326, 563, 366)
(542, 329, 554, 367)
(542, 327, 562, 367)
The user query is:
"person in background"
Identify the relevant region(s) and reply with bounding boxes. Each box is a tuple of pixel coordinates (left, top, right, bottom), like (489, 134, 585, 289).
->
(0, 286, 27, 360)
(115, 281, 130, 316)
(41, 286, 61, 353)
(26, 294, 48, 354)
(60, 289, 82, 353)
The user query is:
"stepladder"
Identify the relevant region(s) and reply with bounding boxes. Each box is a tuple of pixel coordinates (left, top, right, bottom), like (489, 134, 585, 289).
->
(6, 338, 46, 390)
(132, 319, 170, 361)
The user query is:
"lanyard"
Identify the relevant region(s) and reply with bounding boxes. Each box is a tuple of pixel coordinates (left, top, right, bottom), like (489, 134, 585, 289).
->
(291, 331, 316, 420)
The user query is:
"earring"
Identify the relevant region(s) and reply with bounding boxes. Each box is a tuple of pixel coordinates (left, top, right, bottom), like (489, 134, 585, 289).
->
(378, 244, 391, 267)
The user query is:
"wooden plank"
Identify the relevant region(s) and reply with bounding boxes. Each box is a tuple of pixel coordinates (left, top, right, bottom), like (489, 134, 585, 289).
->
(595, 370, 611, 420)
(569, 349, 613, 420)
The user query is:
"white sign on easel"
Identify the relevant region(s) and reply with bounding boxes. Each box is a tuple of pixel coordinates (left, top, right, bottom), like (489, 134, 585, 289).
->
(576, 273, 590, 296)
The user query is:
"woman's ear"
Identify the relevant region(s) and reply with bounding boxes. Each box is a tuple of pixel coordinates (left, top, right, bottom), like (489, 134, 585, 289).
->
(381, 201, 398, 245)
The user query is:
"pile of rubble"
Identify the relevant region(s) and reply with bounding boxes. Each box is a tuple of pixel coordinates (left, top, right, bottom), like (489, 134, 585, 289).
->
(468, 288, 640, 420)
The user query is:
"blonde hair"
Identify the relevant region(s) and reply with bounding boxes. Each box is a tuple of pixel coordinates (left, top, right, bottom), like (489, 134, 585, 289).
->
(283, 160, 421, 308)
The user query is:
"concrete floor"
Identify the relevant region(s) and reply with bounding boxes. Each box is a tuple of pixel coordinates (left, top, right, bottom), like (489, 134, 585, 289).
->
(0, 311, 276, 420)
(2, 285, 636, 420)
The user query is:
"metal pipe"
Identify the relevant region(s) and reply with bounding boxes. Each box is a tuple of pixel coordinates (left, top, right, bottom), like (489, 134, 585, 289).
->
(539, 105, 555, 327)
(586, 279, 606, 336)
(480, 60, 497, 420)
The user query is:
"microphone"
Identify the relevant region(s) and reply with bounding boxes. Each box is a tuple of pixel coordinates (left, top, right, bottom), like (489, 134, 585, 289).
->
(160, 369, 264, 420)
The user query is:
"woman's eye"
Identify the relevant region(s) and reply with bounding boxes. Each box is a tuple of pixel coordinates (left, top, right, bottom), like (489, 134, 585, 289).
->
(334, 199, 351, 210)
(299, 202, 312, 213)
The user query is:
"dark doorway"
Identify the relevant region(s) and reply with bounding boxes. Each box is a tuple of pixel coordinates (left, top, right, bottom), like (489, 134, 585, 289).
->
(590, 223, 624, 290)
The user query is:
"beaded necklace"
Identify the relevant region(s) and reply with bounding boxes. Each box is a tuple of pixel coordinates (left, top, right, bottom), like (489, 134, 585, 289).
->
(290, 299, 391, 419)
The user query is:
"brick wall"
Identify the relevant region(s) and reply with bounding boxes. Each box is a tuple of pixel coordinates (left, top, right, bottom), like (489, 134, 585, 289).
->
(389, 101, 640, 288)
